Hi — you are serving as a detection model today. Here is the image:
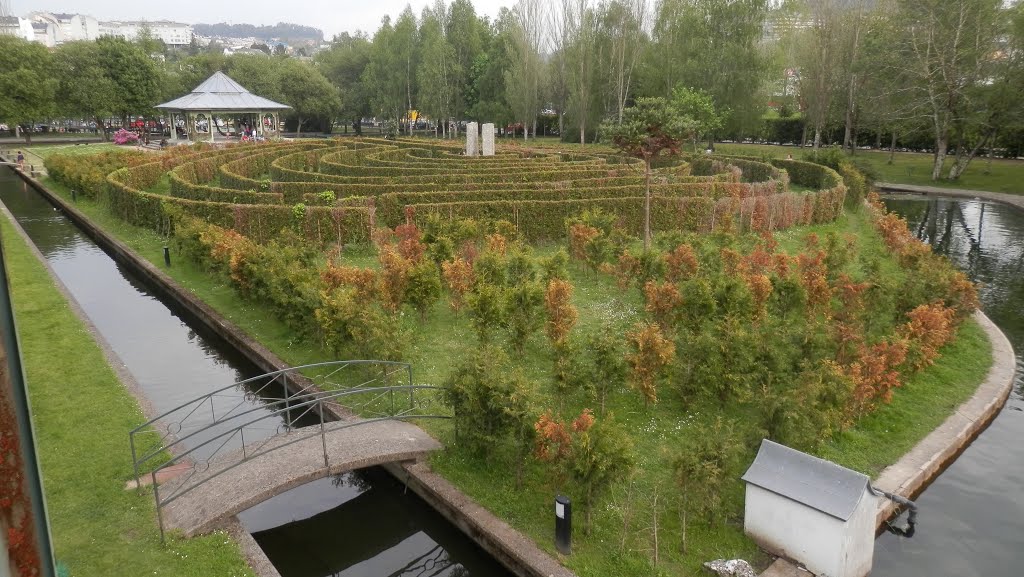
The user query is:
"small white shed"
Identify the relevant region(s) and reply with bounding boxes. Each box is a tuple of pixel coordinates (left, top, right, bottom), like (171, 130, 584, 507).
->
(741, 440, 878, 577)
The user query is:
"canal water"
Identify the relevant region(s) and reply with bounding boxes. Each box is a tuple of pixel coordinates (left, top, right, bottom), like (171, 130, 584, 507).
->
(875, 196, 1024, 577)
(0, 168, 512, 577)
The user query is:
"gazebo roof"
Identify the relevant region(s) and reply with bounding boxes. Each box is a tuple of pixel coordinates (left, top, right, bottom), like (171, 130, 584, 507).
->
(155, 71, 291, 112)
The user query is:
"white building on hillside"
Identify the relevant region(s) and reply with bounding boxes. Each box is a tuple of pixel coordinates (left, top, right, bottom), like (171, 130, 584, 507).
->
(29, 12, 99, 43)
(99, 20, 193, 46)
(0, 15, 35, 41)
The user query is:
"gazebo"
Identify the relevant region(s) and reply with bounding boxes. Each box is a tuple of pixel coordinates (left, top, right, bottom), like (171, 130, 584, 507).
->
(155, 71, 291, 143)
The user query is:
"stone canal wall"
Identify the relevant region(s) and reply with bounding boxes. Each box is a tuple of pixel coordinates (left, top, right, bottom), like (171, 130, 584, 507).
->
(5, 163, 575, 577)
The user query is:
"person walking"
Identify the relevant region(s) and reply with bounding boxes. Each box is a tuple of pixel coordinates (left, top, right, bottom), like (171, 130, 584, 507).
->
(16, 151, 24, 170)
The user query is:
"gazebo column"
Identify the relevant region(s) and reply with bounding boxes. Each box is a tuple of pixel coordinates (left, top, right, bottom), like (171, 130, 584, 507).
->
(209, 111, 215, 143)
(273, 112, 280, 139)
(170, 112, 180, 141)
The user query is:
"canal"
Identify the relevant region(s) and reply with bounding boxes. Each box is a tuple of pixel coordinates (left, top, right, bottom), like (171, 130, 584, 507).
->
(875, 196, 1024, 577)
(0, 167, 512, 577)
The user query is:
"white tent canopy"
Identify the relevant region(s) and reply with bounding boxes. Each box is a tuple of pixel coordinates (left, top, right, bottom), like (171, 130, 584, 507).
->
(155, 71, 290, 142)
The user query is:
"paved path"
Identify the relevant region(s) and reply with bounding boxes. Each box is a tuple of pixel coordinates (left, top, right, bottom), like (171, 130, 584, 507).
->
(160, 419, 441, 537)
(877, 182, 1024, 211)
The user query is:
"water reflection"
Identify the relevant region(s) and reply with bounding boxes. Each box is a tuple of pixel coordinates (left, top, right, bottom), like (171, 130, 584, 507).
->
(242, 470, 509, 577)
(875, 196, 1024, 577)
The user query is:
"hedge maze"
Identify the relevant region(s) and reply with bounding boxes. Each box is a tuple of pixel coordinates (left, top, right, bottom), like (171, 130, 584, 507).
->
(91, 138, 851, 246)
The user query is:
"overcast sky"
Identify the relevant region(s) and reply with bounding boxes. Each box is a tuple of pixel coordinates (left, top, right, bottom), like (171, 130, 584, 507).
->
(16, 0, 515, 38)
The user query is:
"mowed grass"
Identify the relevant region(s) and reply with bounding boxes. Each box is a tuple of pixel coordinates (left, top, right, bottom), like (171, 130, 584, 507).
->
(24, 142, 124, 160)
(37, 170, 995, 576)
(711, 142, 1024, 195)
(0, 216, 253, 576)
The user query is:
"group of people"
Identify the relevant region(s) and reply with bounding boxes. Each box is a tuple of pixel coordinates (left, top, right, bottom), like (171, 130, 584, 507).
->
(239, 124, 262, 142)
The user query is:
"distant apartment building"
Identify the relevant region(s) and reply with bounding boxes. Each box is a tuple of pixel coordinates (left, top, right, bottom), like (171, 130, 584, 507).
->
(20, 12, 192, 47)
(28, 12, 99, 45)
(99, 20, 194, 46)
(0, 15, 35, 41)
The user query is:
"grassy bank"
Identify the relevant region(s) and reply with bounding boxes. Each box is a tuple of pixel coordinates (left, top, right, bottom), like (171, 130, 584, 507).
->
(0, 214, 253, 576)
(711, 142, 1024, 195)
(35, 172, 994, 576)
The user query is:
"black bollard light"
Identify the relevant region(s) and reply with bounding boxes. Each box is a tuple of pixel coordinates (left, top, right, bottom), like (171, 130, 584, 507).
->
(555, 495, 572, 555)
(163, 246, 171, 267)
(71, 189, 77, 202)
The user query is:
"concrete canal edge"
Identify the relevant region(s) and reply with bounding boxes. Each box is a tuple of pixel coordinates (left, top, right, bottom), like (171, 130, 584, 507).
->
(760, 183, 1022, 577)
(5, 165, 576, 577)
(877, 181, 1024, 211)
(761, 311, 1015, 577)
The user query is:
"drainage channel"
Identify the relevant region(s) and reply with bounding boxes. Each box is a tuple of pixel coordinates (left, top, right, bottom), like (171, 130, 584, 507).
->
(0, 168, 513, 577)
(875, 196, 1024, 577)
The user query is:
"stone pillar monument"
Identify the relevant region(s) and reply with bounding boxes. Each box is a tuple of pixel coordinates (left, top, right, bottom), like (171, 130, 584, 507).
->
(481, 123, 495, 156)
(466, 121, 479, 156)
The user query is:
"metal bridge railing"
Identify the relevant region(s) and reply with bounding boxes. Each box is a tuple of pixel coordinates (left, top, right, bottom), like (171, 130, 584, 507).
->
(126, 360, 450, 540)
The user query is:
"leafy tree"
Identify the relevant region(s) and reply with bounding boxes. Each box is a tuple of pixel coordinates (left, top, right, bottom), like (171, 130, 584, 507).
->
(568, 412, 633, 533)
(96, 36, 162, 128)
(504, 0, 545, 138)
(54, 42, 116, 140)
(405, 260, 442, 321)
(418, 4, 457, 136)
(545, 278, 578, 348)
(671, 87, 723, 152)
(442, 257, 474, 315)
(135, 23, 167, 57)
(444, 345, 536, 485)
(586, 326, 627, 414)
(467, 283, 506, 343)
(446, 0, 485, 125)
(505, 281, 546, 353)
(316, 32, 373, 134)
(0, 36, 56, 143)
(894, 0, 1003, 180)
(315, 287, 407, 361)
(675, 416, 744, 527)
(601, 97, 694, 250)
(645, 0, 770, 140)
(278, 59, 342, 135)
(625, 321, 675, 407)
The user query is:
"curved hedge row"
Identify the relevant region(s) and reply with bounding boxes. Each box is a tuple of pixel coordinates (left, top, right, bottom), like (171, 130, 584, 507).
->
(41, 137, 850, 247)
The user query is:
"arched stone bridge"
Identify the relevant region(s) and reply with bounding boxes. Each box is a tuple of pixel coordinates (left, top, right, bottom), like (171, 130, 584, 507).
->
(160, 418, 440, 537)
(128, 361, 449, 539)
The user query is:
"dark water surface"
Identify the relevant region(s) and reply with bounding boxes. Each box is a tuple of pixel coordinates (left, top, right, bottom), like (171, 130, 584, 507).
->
(875, 196, 1024, 577)
(0, 168, 511, 577)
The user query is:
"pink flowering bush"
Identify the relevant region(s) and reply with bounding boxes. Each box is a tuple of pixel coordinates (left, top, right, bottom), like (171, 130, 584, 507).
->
(113, 129, 140, 145)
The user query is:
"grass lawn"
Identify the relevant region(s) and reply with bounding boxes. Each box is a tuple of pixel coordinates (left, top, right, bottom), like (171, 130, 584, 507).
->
(0, 215, 254, 576)
(711, 143, 1024, 195)
(23, 143, 124, 160)
(37, 171, 994, 576)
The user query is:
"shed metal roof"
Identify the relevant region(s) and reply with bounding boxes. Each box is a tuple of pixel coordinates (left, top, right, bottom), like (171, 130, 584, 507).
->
(741, 439, 871, 522)
(155, 71, 291, 112)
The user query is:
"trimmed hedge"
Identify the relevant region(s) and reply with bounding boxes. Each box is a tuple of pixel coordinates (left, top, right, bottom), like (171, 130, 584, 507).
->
(44, 137, 854, 250)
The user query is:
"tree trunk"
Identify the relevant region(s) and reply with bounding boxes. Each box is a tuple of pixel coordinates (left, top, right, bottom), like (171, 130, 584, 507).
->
(800, 122, 808, 148)
(813, 125, 822, 151)
(643, 160, 652, 251)
(932, 133, 947, 181)
(948, 130, 992, 180)
(296, 117, 304, 138)
(888, 130, 897, 165)
(96, 116, 109, 142)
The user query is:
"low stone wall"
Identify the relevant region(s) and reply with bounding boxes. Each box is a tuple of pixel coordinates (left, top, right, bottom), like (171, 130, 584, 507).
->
(7, 166, 573, 577)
